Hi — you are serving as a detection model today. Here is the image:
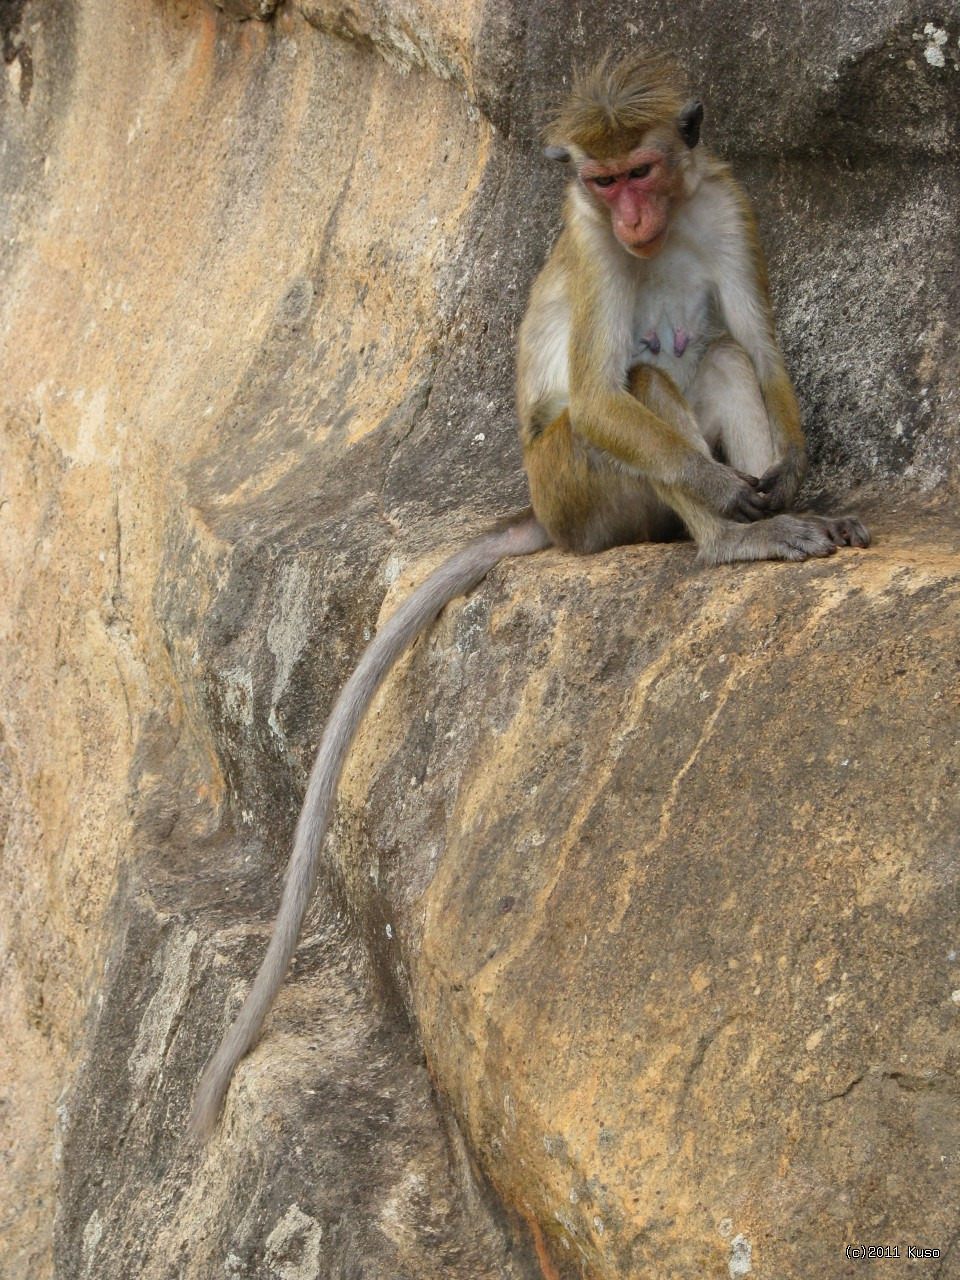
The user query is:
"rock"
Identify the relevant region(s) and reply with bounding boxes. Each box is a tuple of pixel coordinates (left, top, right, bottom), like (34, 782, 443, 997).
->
(336, 513, 960, 1277)
(212, 0, 283, 20)
(0, 0, 957, 1277)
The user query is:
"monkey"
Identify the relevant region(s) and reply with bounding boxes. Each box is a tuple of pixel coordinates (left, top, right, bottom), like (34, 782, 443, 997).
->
(189, 51, 868, 1140)
(519, 52, 868, 562)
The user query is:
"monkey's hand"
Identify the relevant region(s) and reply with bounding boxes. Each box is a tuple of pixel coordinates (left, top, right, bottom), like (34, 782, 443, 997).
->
(756, 445, 807, 513)
(687, 457, 772, 522)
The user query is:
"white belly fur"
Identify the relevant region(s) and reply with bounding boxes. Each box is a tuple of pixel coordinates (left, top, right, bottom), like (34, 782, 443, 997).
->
(626, 239, 719, 396)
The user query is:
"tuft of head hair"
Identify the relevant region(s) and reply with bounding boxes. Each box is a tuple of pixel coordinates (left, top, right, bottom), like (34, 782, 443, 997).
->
(545, 51, 688, 160)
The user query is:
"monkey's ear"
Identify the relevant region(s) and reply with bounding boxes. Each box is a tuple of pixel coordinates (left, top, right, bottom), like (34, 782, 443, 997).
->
(543, 145, 571, 163)
(677, 100, 704, 148)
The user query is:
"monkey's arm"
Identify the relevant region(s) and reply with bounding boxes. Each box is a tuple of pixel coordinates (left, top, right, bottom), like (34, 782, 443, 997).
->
(189, 516, 549, 1140)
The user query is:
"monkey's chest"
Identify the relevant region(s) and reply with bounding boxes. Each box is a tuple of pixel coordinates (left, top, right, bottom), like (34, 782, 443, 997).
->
(627, 261, 716, 395)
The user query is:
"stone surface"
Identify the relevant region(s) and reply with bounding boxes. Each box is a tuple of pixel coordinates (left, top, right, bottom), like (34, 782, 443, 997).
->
(213, 0, 283, 21)
(337, 510, 960, 1278)
(0, 0, 958, 1278)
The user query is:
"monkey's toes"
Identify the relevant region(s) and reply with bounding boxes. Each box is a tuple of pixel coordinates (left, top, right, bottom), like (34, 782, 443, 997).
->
(811, 514, 870, 549)
(831, 516, 870, 548)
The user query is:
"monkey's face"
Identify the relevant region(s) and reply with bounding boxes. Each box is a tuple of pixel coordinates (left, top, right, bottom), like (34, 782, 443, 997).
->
(579, 145, 681, 258)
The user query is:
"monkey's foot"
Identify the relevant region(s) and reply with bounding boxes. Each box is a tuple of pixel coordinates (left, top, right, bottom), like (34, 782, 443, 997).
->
(701, 513, 870, 564)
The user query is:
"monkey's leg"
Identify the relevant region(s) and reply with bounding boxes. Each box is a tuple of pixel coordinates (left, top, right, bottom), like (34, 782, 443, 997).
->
(689, 340, 868, 555)
(690, 337, 811, 511)
(525, 403, 680, 554)
(689, 338, 777, 478)
(627, 362, 865, 564)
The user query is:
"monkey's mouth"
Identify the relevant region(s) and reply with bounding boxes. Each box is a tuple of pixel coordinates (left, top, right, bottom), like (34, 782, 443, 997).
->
(623, 229, 667, 257)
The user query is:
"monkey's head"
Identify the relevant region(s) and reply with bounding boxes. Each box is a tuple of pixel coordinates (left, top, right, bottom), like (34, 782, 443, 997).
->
(544, 52, 703, 259)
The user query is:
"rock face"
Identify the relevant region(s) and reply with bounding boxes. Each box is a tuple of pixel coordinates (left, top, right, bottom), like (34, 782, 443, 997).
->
(0, 2, 957, 1279)
(339, 516, 960, 1278)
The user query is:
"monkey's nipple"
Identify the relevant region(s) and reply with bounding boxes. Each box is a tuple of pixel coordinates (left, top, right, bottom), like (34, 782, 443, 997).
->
(641, 328, 661, 355)
(673, 328, 689, 357)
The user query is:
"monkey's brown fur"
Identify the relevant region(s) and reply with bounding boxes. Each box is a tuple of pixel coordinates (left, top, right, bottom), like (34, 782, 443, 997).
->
(519, 50, 867, 563)
(545, 52, 686, 160)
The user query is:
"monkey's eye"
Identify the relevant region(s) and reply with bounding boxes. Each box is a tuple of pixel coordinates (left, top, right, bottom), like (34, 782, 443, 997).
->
(591, 175, 617, 188)
(629, 164, 652, 179)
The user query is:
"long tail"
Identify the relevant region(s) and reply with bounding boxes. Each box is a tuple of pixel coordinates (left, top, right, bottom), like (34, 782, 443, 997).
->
(189, 515, 550, 1139)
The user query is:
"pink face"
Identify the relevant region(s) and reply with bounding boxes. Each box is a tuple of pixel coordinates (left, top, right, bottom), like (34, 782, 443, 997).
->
(579, 147, 678, 257)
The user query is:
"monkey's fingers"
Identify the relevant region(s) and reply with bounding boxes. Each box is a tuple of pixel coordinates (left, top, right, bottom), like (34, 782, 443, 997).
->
(734, 498, 771, 522)
(711, 467, 770, 522)
(688, 462, 770, 523)
(730, 477, 773, 522)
